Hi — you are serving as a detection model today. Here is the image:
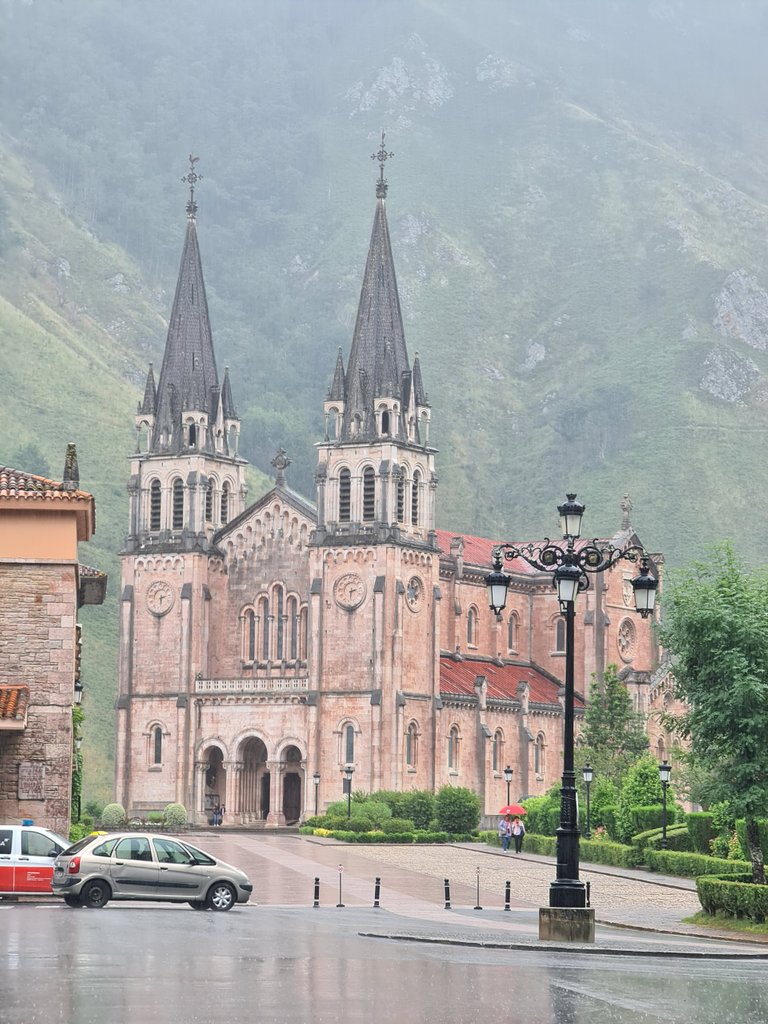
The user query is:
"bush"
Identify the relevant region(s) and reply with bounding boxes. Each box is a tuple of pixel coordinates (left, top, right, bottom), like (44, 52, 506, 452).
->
(101, 803, 126, 828)
(735, 819, 768, 864)
(163, 803, 188, 827)
(434, 786, 480, 834)
(697, 873, 768, 922)
(599, 805, 620, 841)
(521, 794, 559, 836)
(414, 831, 450, 844)
(399, 791, 436, 830)
(147, 811, 164, 824)
(326, 799, 392, 826)
(631, 823, 690, 853)
(686, 812, 715, 855)
(381, 818, 415, 834)
(645, 849, 750, 878)
(629, 804, 677, 835)
(581, 839, 642, 868)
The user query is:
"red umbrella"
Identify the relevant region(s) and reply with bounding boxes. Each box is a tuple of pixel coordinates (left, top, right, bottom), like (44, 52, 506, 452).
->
(498, 804, 526, 816)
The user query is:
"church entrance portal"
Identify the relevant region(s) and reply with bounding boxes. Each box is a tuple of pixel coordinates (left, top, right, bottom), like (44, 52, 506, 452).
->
(282, 745, 302, 824)
(239, 737, 268, 822)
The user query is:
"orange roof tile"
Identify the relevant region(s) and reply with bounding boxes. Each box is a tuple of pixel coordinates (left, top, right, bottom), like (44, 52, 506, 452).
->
(0, 685, 29, 729)
(440, 655, 583, 708)
(0, 467, 92, 502)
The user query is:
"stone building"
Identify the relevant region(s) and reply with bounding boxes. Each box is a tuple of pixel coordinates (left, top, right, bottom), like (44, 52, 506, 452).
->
(114, 160, 661, 826)
(0, 447, 106, 836)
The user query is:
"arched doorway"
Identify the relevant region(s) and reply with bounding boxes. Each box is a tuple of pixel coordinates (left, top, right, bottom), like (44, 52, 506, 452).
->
(282, 745, 302, 824)
(204, 747, 225, 823)
(239, 737, 269, 822)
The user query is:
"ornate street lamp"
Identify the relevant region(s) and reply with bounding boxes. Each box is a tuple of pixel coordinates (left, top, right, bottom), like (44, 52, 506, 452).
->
(343, 765, 354, 819)
(503, 765, 513, 805)
(312, 771, 321, 817)
(486, 493, 657, 911)
(659, 759, 672, 849)
(582, 763, 593, 840)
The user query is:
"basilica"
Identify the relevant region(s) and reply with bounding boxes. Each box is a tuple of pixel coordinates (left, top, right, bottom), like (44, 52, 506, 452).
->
(114, 152, 662, 827)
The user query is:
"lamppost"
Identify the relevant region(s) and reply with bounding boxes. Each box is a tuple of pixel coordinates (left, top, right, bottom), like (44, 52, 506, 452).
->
(486, 493, 657, 912)
(312, 771, 320, 817)
(582, 763, 593, 840)
(503, 765, 513, 805)
(343, 765, 354, 819)
(659, 759, 672, 849)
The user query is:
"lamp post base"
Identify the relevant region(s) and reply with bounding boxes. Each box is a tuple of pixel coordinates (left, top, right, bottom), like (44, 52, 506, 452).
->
(549, 878, 587, 908)
(539, 907, 595, 943)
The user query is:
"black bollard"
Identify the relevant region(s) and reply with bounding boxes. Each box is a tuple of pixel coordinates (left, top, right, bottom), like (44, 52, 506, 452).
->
(313, 876, 320, 908)
(504, 880, 511, 912)
(373, 876, 381, 908)
(586, 880, 591, 908)
(474, 866, 482, 911)
(444, 878, 451, 909)
(336, 864, 344, 908)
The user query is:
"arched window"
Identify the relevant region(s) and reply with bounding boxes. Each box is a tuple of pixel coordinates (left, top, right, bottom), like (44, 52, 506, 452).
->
(152, 725, 163, 766)
(205, 480, 213, 523)
(188, 423, 197, 447)
(274, 585, 284, 660)
(467, 606, 479, 647)
(396, 471, 406, 522)
(243, 609, 256, 662)
(258, 596, 270, 660)
(362, 467, 376, 521)
(507, 612, 519, 652)
(299, 607, 308, 660)
(339, 469, 351, 522)
(406, 721, 418, 768)
(411, 470, 421, 526)
(492, 729, 503, 772)
(534, 733, 545, 776)
(345, 723, 355, 763)
(448, 726, 460, 770)
(149, 479, 161, 531)
(381, 409, 390, 435)
(287, 597, 298, 661)
(172, 478, 184, 530)
(555, 617, 566, 653)
(220, 482, 230, 525)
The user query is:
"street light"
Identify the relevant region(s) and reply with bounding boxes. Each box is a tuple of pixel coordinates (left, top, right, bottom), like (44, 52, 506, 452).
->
(659, 759, 672, 849)
(582, 763, 593, 840)
(503, 765, 513, 805)
(343, 765, 354, 819)
(312, 771, 320, 817)
(486, 493, 657, 910)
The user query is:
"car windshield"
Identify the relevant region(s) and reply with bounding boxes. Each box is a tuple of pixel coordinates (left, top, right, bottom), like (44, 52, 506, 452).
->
(180, 842, 216, 866)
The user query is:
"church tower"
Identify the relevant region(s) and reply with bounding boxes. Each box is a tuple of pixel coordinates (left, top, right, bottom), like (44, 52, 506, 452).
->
(115, 160, 246, 810)
(310, 136, 440, 795)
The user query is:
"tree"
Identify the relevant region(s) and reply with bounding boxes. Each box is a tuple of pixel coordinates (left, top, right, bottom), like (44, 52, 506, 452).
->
(660, 542, 768, 883)
(578, 663, 648, 788)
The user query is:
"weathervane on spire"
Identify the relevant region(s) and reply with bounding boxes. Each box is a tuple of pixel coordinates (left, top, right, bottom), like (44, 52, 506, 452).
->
(182, 154, 202, 219)
(371, 130, 394, 199)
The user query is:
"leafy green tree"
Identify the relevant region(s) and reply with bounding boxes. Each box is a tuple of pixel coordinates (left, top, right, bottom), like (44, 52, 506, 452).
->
(615, 754, 668, 844)
(578, 663, 648, 788)
(434, 786, 480, 834)
(660, 543, 768, 883)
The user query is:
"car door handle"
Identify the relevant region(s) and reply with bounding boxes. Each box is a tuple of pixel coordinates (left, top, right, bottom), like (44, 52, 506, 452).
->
(115, 861, 125, 865)
(160, 866, 169, 871)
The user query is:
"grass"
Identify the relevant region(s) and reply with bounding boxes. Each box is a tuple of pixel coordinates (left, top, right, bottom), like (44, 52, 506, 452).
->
(683, 911, 768, 939)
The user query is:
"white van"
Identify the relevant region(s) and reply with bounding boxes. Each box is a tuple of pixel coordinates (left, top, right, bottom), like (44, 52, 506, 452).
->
(0, 823, 70, 895)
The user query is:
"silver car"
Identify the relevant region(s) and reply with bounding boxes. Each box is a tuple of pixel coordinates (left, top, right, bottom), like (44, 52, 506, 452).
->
(51, 832, 252, 911)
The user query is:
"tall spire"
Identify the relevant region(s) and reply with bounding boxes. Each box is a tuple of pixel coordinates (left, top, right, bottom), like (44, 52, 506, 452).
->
(339, 136, 411, 441)
(151, 158, 220, 453)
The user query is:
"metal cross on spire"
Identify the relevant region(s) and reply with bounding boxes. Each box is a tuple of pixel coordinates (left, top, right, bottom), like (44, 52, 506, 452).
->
(371, 130, 394, 199)
(182, 154, 202, 219)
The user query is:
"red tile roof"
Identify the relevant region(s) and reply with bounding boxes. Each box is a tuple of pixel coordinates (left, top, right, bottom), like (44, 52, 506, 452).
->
(0, 467, 92, 502)
(0, 685, 29, 729)
(440, 655, 583, 708)
(436, 529, 539, 576)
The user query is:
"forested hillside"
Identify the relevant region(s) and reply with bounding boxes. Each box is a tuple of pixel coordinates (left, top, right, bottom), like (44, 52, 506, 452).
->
(1, 0, 767, 798)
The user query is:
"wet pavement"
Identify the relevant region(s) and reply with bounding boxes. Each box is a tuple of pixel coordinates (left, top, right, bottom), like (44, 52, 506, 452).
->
(2, 834, 768, 1024)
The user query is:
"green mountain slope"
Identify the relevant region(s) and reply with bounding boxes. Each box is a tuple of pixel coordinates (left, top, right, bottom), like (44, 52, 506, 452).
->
(1, 0, 767, 798)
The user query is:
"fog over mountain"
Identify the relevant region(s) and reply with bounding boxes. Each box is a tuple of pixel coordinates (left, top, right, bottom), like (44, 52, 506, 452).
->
(1, 0, 767, 794)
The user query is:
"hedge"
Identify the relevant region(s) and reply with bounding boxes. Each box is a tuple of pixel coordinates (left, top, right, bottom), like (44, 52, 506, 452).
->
(696, 872, 768, 923)
(645, 849, 751, 878)
(631, 823, 691, 853)
(735, 819, 768, 864)
(686, 812, 715, 855)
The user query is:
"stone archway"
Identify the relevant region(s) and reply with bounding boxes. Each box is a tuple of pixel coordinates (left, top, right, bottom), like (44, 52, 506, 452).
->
(239, 737, 269, 823)
(282, 745, 302, 825)
(203, 746, 226, 824)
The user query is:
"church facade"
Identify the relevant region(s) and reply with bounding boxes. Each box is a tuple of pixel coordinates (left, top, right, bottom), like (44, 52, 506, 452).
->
(114, 157, 662, 826)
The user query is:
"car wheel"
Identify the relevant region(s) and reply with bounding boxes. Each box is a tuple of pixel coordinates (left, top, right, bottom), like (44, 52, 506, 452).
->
(81, 880, 111, 909)
(188, 901, 207, 910)
(206, 881, 236, 912)
(63, 894, 82, 908)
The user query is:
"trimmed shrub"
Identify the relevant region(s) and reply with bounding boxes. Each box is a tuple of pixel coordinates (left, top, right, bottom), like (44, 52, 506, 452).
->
(631, 823, 690, 853)
(101, 803, 126, 828)
(686, 812, 715, 855)
(434, 786, 480, 834)
(518, 833, 558, 857)
(399, 791, 436, 830)
(629, 804, 677, 835)
(735, 819, 768, 864)
(381, 818, 415, 834)
(599, 805, 620, 842)
(147, 811, 164, 824)
(697, 873, 768, 922)
(645, 849, 750, 878)
(414, 831, 450, 844)
(522, 794, 559, 836)
(163, 803, 187, 827)
(580, 839, 642, 868)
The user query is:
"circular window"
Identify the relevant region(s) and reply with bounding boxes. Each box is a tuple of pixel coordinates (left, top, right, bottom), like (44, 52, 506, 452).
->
(617, 617, 637, 663)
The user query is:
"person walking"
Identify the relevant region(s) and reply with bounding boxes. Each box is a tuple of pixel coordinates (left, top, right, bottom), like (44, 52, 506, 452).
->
(498, 814, 512, 852)
(511, 816, 525, 853)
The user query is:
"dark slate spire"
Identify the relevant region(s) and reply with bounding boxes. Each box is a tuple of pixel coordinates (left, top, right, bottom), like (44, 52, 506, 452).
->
(139, 364, 157, 415)
(412, 352, 426, 406)
(327, 349, 345, 402)
(221, 366, 237, 419)
(340, 135, 411, 441)
(151, 159, 219, 453)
